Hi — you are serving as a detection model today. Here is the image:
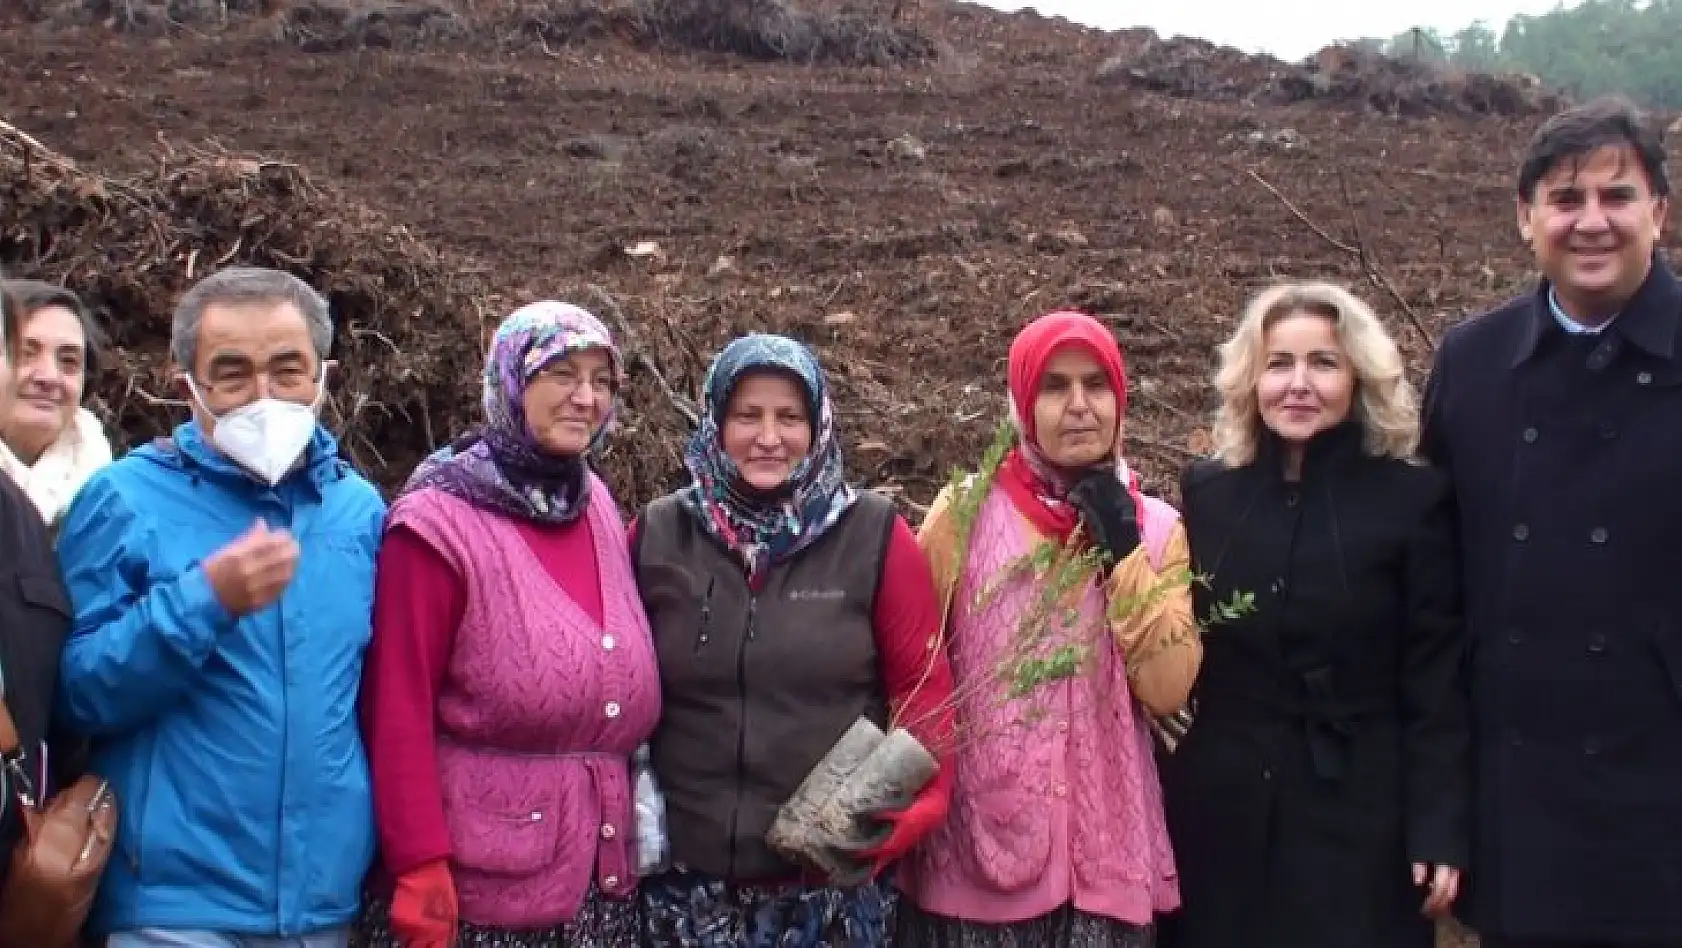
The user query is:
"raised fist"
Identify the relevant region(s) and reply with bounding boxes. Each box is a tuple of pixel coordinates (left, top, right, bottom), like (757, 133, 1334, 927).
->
(201, 519, 300, 617)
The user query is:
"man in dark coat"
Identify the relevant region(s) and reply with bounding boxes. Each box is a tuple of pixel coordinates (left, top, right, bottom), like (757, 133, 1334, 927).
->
(1422, 96, 1681, 947)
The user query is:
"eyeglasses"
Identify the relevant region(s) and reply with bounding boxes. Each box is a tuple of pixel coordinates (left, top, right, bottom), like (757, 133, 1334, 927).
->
(192, 361, 333, 401)
(530, 362, 616, 398)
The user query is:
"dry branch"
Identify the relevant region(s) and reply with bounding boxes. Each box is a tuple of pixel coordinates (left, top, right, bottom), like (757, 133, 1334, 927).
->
(1334, 165, 1436, 353)
(1248, 167, 1438, 352)
(1134, 387, 1200, 425)
(0, 117, 148, 204)
(1246, 168, 1357, 254)
(1126, 433, 1198, 460)
(586, 284, 702, 430)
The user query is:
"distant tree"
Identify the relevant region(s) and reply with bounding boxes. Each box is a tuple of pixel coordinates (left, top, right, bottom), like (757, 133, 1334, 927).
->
(1383, 26, 1448, 62)
(1447, 20, 1504, 71)
(1334, 2, 1681, 108)
(1394, 0, 1682, 108)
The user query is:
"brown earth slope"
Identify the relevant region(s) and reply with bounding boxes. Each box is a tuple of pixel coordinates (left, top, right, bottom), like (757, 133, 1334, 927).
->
(0, 0, 1676, 520)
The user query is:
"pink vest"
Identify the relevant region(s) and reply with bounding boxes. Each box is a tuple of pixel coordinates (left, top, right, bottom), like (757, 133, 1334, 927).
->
(389, 477, 661, 928)
(898, 486, 1180, 925)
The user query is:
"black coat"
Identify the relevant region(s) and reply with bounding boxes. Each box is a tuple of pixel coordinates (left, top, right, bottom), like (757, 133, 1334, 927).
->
(0, 472, 72, 892)
(1161, 423, 1469, 948)
(1421, 257, 1682, 942)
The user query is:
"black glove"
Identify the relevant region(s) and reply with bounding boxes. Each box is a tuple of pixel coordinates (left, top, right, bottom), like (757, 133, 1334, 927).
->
(1067, 470, 1142, 567)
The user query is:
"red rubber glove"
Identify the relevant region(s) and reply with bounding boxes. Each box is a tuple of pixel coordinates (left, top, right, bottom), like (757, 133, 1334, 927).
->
(389, 858, 458, 948)
(855, 769, 952, 874)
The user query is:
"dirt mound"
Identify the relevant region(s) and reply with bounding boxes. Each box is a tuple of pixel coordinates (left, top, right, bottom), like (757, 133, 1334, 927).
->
(1095, 28, 1284, 102)
(550, 0, 936, 66)
(1271, 44, 1566, 118)
(274, 0, 467, 50)
(0, 119, 485, 491)
(1096, 29, 1565, 118)
(24, 0, 937, 65)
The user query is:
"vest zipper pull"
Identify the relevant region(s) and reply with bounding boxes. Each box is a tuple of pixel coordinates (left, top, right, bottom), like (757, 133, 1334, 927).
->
(697, 577, 714, 651)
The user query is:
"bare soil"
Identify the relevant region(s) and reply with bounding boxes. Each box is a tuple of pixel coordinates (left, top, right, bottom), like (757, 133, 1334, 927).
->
(0, 7, 1676, 499)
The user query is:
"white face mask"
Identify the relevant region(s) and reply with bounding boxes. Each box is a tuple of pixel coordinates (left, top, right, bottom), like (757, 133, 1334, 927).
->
(186, 375, 325, 486)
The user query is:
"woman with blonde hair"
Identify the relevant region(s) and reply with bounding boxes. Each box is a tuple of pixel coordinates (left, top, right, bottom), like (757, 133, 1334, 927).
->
(1161, 282, 1469, 948)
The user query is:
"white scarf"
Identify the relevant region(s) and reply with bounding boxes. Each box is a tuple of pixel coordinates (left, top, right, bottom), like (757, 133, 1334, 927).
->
(0, 407, 113, 528)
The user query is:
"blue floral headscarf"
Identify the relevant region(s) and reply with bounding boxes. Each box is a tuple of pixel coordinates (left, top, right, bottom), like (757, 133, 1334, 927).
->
(680, 333, 856, 579)
(405, 301, 619, 524)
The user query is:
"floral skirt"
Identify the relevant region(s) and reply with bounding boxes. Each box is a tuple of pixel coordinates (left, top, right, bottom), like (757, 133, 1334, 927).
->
(893, 900, 1153, 948)
(640, 869, 896, 948)
(351, 884, 639, 948)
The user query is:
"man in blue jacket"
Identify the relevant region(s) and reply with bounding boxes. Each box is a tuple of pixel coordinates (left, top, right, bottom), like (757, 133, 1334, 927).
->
(55, 266, 384, 948)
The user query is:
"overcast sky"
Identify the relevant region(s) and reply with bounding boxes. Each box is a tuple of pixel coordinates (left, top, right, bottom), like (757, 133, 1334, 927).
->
(967, 0, 1580, 61)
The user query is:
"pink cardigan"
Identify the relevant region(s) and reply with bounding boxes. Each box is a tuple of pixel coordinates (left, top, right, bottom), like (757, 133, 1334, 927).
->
(896, 485, 1180, 925)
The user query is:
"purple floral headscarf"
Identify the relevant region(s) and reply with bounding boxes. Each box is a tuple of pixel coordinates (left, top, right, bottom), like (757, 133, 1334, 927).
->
(405, 301, 620, 524)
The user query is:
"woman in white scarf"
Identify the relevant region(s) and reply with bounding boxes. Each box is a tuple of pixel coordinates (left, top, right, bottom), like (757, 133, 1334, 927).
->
(0, 280, 112, 530)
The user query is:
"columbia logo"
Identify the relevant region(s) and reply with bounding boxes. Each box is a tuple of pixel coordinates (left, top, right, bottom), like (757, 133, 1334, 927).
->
(787, 589, 845, 601)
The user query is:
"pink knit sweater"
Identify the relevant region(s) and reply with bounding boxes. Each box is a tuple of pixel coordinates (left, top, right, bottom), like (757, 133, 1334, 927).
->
(383, 478, 661, 927)
(896, 486, 1180, 925)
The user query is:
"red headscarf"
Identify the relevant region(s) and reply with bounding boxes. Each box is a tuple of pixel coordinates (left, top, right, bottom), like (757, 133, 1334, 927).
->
(997, 309, 1142, 544)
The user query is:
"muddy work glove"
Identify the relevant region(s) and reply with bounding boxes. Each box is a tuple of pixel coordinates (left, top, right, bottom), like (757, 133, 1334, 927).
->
(1067, 471, 1142, 567)
(389, 858, 458, 948)
(830, 768, 953, 883)
(852, 787, 949, 872)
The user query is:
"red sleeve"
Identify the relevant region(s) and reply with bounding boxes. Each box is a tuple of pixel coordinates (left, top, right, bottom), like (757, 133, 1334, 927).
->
(360, 524, 464, 877)
(872, 515, 957, 802)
